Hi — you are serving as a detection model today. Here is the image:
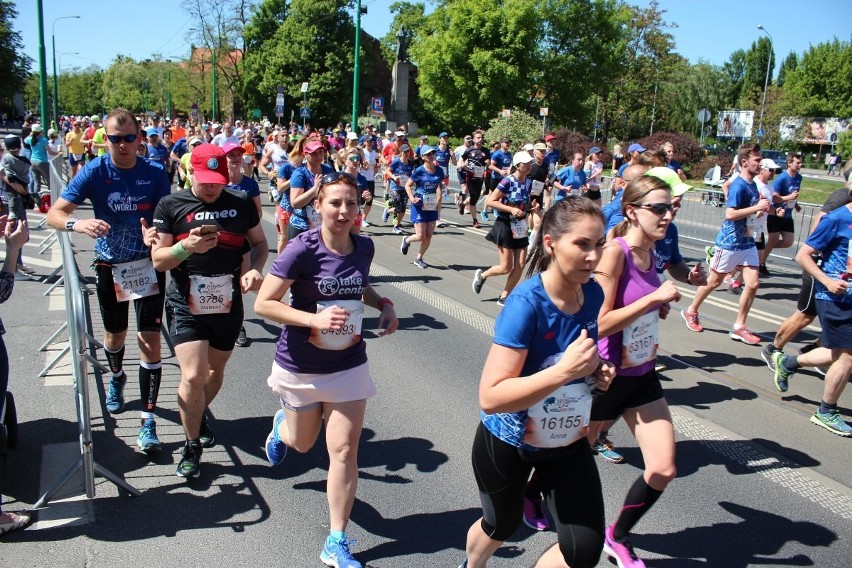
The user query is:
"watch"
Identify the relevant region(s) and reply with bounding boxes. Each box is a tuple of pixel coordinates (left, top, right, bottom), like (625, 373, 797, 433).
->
(65, 217, 80, 232)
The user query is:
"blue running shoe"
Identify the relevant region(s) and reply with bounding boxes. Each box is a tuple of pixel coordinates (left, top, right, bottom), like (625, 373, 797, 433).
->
(381, 207, 390, 223)
(265, 409, 288, 466)
(771, 352, 792, 392)
(592, 439, 624, 463)
(320, 536, 362, 568)
(810, 409, 852, 437)
(137, 419, 162, 453)
(106, 373, 126, 414)
(481, 210, 490, 221)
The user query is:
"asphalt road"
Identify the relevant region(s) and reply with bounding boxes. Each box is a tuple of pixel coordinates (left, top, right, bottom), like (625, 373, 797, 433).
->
(1, 194, 850, 567)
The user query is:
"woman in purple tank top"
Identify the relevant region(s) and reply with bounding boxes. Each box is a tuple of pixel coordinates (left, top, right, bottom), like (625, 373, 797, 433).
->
(591, 174, 682, 568)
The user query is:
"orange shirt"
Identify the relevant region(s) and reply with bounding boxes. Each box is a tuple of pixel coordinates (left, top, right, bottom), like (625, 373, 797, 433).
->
(170, 126, 187, 140)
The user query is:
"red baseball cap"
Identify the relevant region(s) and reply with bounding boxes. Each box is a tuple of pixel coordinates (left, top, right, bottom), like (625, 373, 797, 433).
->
(304, 140, 326, 154)
(544, 134, 556, 142)
(190, 144, 228, 184)
(222, 142, 244, 155)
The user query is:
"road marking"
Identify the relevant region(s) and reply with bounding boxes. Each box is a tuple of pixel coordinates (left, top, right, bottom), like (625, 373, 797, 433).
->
(33, 442, 95, 529)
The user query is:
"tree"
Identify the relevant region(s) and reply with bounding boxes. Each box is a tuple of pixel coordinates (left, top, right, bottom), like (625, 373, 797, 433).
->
(783, 39, 852, 117)
(102, 56, 148, 112)
(0, 1, 32, 112)
(776, 52, 797, 88)
(740, 36, 774, 107)
(656, 60, 731, 138)
(381, 2, 428, 65)
(723, 49, 747, 107)
(483, 109, 546, 151)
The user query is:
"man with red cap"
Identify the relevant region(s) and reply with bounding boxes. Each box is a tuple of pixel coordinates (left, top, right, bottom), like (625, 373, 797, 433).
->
(151, 143, 268, 478)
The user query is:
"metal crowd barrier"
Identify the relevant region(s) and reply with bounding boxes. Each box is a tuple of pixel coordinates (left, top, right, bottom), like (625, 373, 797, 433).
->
(34, 156, 140, 510)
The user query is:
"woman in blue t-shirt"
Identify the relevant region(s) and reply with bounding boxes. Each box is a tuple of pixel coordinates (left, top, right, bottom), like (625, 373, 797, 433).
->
(461, 196, 614, 568)
(385, 145, 413, 234)
(255, 173, 399, 568)
(401, 146, 444, 268)
(275, 137, 306, 253)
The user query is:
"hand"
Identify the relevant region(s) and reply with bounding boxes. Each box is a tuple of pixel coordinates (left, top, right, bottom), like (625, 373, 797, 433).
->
(789, 190, 799, 200)
(240, 269, 264, 293)
(411, 196, 421, 205)
(140, 218, 159, 247)
(4, 217, 28, 250)
(775, 207, 785, 217)
(688, 262, 707, 286)
(824, 278, 849, 295)
(652, 280, 681, 304)
(311, 305, 349, 332)
(513, 207, 524, 218)
(74, 218, 111, 239)
(361, 189, 372, 202)
(555, 329, 600, 381)
(377, 304, 399, 337)
(795, 204, 802, 212)
(756, 197, 770, 213)
(183, 226, 218, 254)
(592, 361, 615, 392)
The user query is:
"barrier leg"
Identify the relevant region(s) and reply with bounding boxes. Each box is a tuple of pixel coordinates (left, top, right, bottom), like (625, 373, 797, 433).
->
(39, 321, 68, 351)
(44, 274, 64, 296)
(38, 344, 71, 378)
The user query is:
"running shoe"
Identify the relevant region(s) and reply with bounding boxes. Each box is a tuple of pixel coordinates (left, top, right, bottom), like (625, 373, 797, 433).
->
(176, 441, 202, 478)
(704, 245, 714, 264)
(681, 309, 703, 332)
(472, 220, 481, 229)
(722, 276, 736, 286)
(603, 525, 646, 568)
(0, 512, 30, 535)
(105, 372, 127, 414)
(16, 264, 35, 274)
(472, 269, 485, 294)
(265, 409, 288, 466)
(727, 281, 743, 295)
(771, 352, 792, 392)
(381, 208, 390, 223)
(729, 326, 760, 345)
(810, 409, 852, 437)
(236, 326, 249, 347)
(481, 210, 490, 221)
(199, 414, 216, 448)
(522, 495, 550, 531)
(436, 220, 446, 228)
(320, 536, 362, 568)
(592, 440, 624, 463)
(137, 418, 162, 453)
(413, 258, 428, 269)
(361, 219, 370, 227)
(496, 297, 506, 307)
(400, 236, 410, 255)
(758, 264, 770, 277)
(392, 225, 403, 235)
(761, 344, 781, 372)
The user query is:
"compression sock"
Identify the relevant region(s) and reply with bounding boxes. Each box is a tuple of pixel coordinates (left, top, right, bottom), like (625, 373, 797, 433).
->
(524, 471, 544, 500)
(139, 360, 163, 417)
(612, 476, 664, 541)
(782, 356, 801, 373)
(104, 345, 125, 376)
(819, 401, 838, 415)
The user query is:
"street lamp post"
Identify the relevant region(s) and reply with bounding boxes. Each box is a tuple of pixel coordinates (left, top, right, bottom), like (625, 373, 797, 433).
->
(351, 0, 367, 129)
(757, 25, 773, 135)
(52, 15, 80, 124)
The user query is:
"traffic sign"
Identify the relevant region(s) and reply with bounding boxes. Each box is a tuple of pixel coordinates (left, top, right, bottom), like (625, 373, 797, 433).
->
(756, 128, 765, 138)
(275, 105, 285, 118)
(191, 103, 198, 118)
(277, 85, 284, 95)
(539, 107, 549, 117)
(371, 97, 384, 116)
(594, 122, 602, 130)
(252, 108, 262, 118)
(300, 107, 311, 119)
(697, 108, 711, 123)
(502, 109, 512, 118)
(276, 94, 285, 106)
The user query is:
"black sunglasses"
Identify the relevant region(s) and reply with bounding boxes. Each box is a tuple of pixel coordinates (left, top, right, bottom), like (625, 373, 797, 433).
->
(631, 202, 674, 215)
(320, 171, 358, 187)
(107, 134, 138, 144)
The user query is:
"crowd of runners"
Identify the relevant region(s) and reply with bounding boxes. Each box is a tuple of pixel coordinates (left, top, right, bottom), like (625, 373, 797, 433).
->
(1, 109, 850, 568)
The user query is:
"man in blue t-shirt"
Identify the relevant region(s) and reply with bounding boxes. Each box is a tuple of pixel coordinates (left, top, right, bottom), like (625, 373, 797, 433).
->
(47, 107, 172, 453)
(551, 152, 587, 204)
(761, 153, 802, 276)
(682, 144, 769, 346)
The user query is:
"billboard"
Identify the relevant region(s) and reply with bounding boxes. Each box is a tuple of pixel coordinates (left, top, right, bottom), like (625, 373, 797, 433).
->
(779, 117, 851, 144)
(717, 110, 754, 139)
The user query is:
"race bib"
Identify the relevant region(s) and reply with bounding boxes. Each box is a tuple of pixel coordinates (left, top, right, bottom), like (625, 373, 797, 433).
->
(530, 180, 545, 196)
(524, 380, 592, 448)
(396, 174, 408, 187)
(188, 274, 233, 315)
(621, 311, 659, 368)
(746, 214, 759, 238)
(72, 153, 84, 161)
(421, 193, 438, 211)
(309, 299, 364, 351)
(471, 165, 485, 178)
(510, 217, 528, 239)
(111, 258, 159, 302)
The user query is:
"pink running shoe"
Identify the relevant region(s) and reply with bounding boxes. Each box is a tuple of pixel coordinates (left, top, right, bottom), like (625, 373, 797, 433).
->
(522, 495, 550, 531)
(681, 308, 703, 332)
(729, 326, 760, 345)
(604, 525, 646, 568)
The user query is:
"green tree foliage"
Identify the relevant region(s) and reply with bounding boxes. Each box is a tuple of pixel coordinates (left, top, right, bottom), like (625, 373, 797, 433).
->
(776, 52, 797, 88)
(483, 109, 546, 151)
(783, 39, 852, 117)
(656, 60, 731, 138)
(56, 66, 105, 116)
(102, 56, 148, 112)
(835, 131, 852, 162)
(740, 36, 774, 107)
(410, 0, 543, 133)
(0, 0, 32, 111)
(381, 2, 427, 65)
(723, 49, 747, 107)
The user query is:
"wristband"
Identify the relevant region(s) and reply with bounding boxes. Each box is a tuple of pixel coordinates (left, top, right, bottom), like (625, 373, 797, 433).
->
(377, 297, 394, 311)
(65, 218, 79, 232)
(171, 241, 192, 261)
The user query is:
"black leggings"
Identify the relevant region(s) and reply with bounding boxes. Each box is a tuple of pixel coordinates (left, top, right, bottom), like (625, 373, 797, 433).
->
(471, 423, 605, 568)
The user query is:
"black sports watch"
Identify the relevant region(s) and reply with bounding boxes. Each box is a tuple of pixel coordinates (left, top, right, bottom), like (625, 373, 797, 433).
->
(65, 217, 79, 232)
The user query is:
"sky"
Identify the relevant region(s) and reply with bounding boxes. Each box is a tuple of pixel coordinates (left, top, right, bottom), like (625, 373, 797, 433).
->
(12, 0, 851, 75)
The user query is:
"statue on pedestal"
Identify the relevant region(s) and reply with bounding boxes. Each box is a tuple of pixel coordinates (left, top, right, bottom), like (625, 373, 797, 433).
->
(396, 26, 410, 63)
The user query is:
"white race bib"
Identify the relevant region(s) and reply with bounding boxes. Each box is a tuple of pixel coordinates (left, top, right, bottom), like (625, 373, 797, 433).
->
(421, 193, 438, 211)
(524, 380, 592, 448)
(188, 274, 233, 315)
(621, 311, 659, 368)
(310, 300, 364, 351)
(510, 217, 529, 239)
(471, 165, 485, 178)
(530, 180, 545, 196)
(111, 258, 159, 302)
(746, 214, 759, 238)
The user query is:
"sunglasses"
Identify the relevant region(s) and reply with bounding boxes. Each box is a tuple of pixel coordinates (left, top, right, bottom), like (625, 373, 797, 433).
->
(631, 202, 674, 215)
(347, 155, 361, 162)
(107, 134, 138, 144)
(320, 171, 358, 187)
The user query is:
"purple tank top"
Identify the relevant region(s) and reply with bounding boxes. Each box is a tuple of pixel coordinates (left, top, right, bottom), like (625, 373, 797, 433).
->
(598, 237, 662, 376)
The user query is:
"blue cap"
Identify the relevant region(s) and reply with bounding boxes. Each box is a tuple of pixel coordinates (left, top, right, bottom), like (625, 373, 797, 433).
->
(420, 145, 436, 155)
(589, 146, 602, 154)
(627, 143, 645, 154)
(146, 127, 159, 137)
(439, 131, 448, 138)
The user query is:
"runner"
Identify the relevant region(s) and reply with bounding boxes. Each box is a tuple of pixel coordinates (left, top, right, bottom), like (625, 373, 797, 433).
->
(592, 174, 682, 568)
(47, 107, 171, 452)
(401, 146, 444, 268)
(460, 196, 613, 568)
(681, 143, 769, 345)
(454, 135, 473, 216)
(472, 151, 536, 305)
(289, 140, 334, 240)
(552, 152, 587, 204)
(583, 147, 604, 205)
(384, 142, 413, 234)
(359, 136, 379, 226)
(760, 153, 802, 276)
(459, 131, 491, 228)
(275, 137, 307, 253)
(433, 132, 456, 228)
(340, 148, 371, 234)
(256, 172, 398, 568)
(526, 142, 550, 255)
(64, 120, 86, 179)
(485, 138, 512, 222)
(151, 143, 267, 478)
